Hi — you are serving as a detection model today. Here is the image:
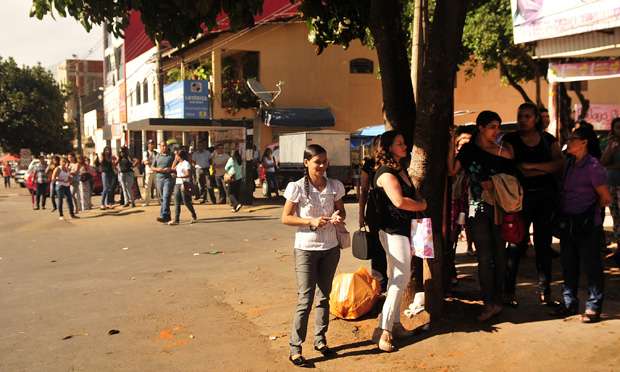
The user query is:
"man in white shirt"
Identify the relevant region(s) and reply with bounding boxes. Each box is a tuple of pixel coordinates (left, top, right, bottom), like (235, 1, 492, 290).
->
(192, 141, 216, 204)
(212, 144, 230, 204)
(141, 140, 159, 206)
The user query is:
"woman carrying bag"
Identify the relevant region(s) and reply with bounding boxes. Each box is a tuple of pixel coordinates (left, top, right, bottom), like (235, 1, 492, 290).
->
(553, 126, 611, 323)
(372, 130, 427, 352)
(281, 144, 346, 368)
(224, 151, 244, 213)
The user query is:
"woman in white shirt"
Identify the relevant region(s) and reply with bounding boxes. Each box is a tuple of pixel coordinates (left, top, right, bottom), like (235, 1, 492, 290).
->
(51, 157, 77, 220)
(169, 150, 197, 225)
(225, 151, 244, 213)
(281, 144, 346, 367)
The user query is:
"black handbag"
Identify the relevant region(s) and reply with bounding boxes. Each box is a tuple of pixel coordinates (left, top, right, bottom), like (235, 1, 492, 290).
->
(352, 227, 372, 260)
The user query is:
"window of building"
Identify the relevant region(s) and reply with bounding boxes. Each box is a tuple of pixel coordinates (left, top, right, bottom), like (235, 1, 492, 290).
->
(349, 58, 374, 74)
(142, 79, 149, 103)
(136, 82, 141, 105)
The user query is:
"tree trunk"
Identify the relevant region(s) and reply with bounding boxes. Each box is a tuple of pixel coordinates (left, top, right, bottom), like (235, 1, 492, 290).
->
(409, 0, 468, 320)
(155, 39, 165, 118)
(499, 61, 533, 104)
(369, 0, 416, 149)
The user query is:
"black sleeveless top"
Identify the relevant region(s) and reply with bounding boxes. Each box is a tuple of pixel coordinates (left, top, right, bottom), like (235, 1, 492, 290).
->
(503, 131, 557, 192)
(371, 165, 418, 237)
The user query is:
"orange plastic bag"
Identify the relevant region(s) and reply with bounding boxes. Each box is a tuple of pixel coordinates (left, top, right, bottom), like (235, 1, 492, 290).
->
(329, 267, 381, 320)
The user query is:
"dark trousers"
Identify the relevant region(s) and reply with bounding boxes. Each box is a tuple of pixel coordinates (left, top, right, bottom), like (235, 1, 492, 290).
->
(173, 184, 196, 222)
(469, 204, 506, 305)
(505, 189, 555, 296)
(3, 176, 9, 188)
(49, 181, 57, 209)
(560, 226, 605, 313)
(197, 169, 217, 203)
(35, 183, 47, 208)
(227, 179, 242, 208)
(56, 185, 74, 217)
(215, 175, 227, 203)
(266, 172, 279, 197)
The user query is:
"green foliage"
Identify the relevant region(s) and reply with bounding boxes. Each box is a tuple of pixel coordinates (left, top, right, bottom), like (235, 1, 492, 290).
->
(462, 0, 546, 96)
(30, 0, 265, 45)
(0, 57, 73, 154)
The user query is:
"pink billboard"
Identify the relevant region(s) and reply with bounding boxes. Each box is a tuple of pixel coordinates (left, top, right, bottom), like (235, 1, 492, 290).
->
(574, 103, 620, 131)
(512, 0, 620, 43)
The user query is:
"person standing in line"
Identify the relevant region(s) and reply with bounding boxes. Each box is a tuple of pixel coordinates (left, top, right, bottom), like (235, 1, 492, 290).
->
(151, 141, 175, 223)
(225, 150, 244, 213)
(193, 141, 214, 204)
(540, 108, 551, 131)
(281, 144, 346, 367)
(212, 144, 230, 204)
(118, 147, 136, 208)
(51, 157, 77, 220)
(32, 155, 49, 210)
(67, 153, 81, 214)
(141, 140, 159, 207)
(601, 118, 620, 245)
(46, 156, 60, 212)
(169, 149, 197, 225)
(448, 111, 517, 322)
(358, 136, 388, 292)
(503, 103, 564, 307)
(100, 146, 116, 210)
(371, 131, 427, 352)
(262, 148, 279, 198)
(2, 161, 11, 188)
(553, 126, 611, 323)
(76, 155, 93, 211)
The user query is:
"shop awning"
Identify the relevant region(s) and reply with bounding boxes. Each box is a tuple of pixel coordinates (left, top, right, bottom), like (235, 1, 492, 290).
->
(262, 108, 335, 128)
(126, 118, 253, 132)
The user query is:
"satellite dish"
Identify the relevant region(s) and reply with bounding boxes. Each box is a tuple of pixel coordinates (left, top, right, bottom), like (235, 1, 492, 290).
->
(246, 78, 283, 108)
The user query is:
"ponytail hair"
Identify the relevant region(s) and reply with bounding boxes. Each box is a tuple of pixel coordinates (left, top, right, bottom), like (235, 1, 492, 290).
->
(303, 144, 327, 197)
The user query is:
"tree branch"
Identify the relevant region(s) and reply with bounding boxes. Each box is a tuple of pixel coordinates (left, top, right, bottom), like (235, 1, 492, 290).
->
(499, 60, 533, 103)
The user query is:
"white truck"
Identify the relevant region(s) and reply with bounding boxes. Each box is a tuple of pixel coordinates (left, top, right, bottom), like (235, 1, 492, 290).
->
(277, 130, 353, 193)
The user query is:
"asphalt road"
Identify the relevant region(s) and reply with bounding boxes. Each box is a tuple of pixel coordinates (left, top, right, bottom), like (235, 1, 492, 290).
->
(1, 188, 619, 372)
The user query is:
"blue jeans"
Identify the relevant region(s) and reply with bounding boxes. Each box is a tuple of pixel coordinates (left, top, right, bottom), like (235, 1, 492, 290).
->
(119, 172, 135, 206)
(157, 177, 174, 220)
(101, 172, 115, 206)
(560, 226, 605, 313)
(174, 184, 197, 222)
(56, 185, 74, 217)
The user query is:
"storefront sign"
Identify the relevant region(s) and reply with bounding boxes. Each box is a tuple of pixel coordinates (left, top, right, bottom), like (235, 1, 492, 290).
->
(164, 80, 211, 119)
(574, 103, 620, 131)
(548, 60, 620, 82)
(511, 0, 620, 43)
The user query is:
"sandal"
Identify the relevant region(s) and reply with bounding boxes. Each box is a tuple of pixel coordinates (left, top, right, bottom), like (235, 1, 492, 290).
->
(581, 310, 601, 323)
(378, 330, 396, 352)
(288, 354, 313, 368)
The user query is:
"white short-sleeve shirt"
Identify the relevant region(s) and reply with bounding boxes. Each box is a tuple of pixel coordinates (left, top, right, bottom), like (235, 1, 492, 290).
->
(284, 177, 346, 251)
(175, 160, 191, 185)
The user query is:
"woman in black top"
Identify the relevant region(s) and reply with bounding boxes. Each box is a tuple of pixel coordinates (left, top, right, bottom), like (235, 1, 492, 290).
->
(448, 111, 516, 321)
(118, 147, 136, 208)
(358, 135, 388, 291)
(100, 146, 116, 210)
(502, 103, 564, 306)
(373, 130, 427, 352)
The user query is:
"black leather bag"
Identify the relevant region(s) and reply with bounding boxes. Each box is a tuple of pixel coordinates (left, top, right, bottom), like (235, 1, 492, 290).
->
(352, 227, 372, 260)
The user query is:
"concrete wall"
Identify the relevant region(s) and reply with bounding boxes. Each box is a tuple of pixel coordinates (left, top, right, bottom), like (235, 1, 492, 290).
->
(126, 46, 158, 123)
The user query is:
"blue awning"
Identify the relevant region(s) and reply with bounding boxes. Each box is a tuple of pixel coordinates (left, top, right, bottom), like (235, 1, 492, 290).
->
(263, 108, 335, 128)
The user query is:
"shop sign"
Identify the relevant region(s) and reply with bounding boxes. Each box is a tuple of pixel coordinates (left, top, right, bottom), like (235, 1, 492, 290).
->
(548, 60, 620, 82)
(574, 103, 620, 131)
(164, 80, 211, 119)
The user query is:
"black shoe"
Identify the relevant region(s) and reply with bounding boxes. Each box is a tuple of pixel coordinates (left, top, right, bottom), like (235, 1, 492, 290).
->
(314, 344, 336, 357)
(288, 355, 313, 368)
(156, 217, 169, 223)
(550, 305, 578, 318)
(581, 311, 601, 323)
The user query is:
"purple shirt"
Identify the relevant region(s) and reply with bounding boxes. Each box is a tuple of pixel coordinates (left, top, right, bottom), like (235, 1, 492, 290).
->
(561, 155, 607, 225)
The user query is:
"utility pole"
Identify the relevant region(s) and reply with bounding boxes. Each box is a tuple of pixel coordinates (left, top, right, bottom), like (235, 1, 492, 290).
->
(74, 60, 84, 155)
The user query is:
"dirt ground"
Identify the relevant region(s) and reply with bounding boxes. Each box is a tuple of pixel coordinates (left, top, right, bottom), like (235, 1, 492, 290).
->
(0, 187, 619, 372)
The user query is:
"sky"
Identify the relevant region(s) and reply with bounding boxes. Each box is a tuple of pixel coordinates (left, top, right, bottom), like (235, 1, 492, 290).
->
(0, 0, 103, 71)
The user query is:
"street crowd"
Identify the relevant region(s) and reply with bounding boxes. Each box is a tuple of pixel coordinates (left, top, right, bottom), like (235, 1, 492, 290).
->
(280, 103, 620, 367)
(6, 139, 273, 224)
